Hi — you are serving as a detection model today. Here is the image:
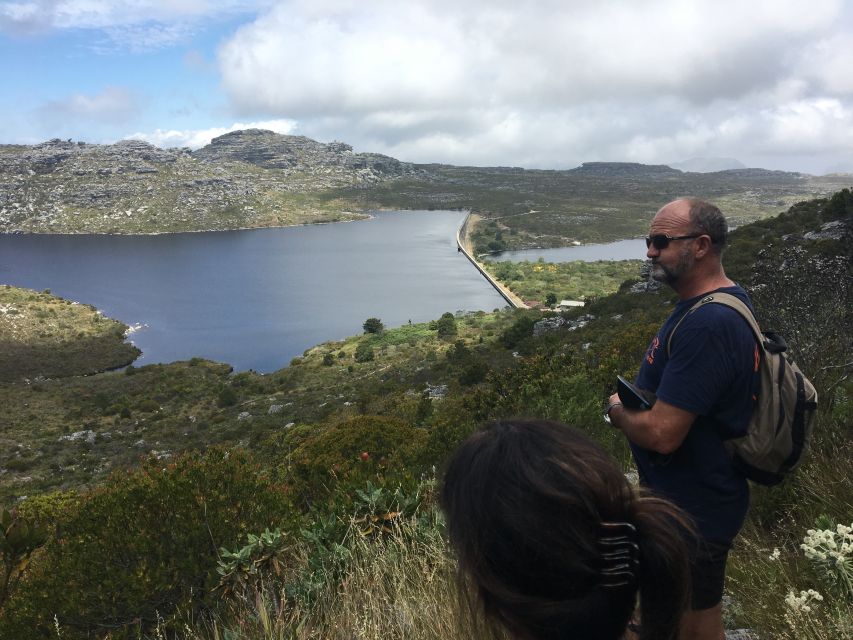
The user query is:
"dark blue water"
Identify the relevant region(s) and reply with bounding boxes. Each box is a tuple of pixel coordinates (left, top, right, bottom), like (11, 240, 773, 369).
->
(488, 238, 647, 263)
(0, 211, 506, 372)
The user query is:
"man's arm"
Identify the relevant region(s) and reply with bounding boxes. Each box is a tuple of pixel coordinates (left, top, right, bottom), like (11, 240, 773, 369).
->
(607, 392, 696, 454)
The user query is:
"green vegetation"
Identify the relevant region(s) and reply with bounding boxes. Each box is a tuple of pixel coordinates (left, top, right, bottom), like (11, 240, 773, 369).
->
(0, 285, 140, 382)
(0, 506, 47, 610)
(362, 317, 384, 334)
(333, 165, 852, 248)
(1, 449, 292, 638)
(433, 311, 458, 339)
(483, 258, 644, 306)
(0, 190, 850, 639)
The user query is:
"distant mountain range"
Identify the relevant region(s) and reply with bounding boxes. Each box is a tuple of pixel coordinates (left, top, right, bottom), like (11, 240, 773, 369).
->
(0, 130, 849, 242)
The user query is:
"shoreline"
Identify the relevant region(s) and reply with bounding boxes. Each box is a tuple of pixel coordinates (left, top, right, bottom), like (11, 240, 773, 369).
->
(0, 206, 471, 237)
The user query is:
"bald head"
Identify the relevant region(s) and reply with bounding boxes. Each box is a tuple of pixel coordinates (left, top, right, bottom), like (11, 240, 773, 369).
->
(661, 198, 728, 254)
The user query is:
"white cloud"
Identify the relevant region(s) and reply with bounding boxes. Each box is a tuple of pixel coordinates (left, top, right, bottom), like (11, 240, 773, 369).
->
(9, 0, 852, 174)
(37, 86, 139, 123)
(219, 0, 841, 110)
(764, 99, 853, 154)
(0, 0, 268, 33)
(125, 118, 297, 149)
(210, 0, 853, 173)
(92, 22, 197, 54)
(0, 1, 273, 53)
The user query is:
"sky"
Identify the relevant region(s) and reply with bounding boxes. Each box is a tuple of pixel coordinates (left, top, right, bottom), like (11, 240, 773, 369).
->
(2, 0, 853, 175)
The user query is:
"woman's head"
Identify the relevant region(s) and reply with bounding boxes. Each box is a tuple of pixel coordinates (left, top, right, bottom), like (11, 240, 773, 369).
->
(441, 419, 690, 640)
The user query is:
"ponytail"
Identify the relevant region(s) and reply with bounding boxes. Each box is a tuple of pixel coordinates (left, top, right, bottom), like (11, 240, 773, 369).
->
(630, 493, 693, 640)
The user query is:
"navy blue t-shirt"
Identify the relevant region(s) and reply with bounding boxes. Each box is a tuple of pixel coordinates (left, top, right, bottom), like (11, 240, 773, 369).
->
(631, 285, 759, 544)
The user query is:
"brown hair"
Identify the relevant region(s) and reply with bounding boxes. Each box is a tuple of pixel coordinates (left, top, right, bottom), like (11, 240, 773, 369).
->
(685, 197, 728, 253)
(441, 419, 691, 640)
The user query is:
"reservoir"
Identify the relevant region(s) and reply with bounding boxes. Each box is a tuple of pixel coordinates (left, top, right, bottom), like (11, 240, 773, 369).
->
(488, 238, 647, 263)
(0, 210, 506, 372)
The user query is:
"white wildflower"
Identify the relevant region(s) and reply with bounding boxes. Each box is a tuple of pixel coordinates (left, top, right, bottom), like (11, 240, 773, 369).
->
(801, 519, 853, 599)
(785, 589, 823, 613)
(769, 548, 781, 561)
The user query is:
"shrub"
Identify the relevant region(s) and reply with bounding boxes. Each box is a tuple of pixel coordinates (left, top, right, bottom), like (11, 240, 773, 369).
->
(0, 449, 292, 639)
(458, 359, 488, 386)
(289, 416, 427, 500)
(217, 386, 238, 407)
(354, 341, 375, 363)
(435, 312, 457, 339)
(500, 311, 539, 348)
(0, 507, 48, 609)
(322, 353, 335, 366)
(362, 317, 384, 334)
(215, 528, 290, 599)
(137, 398, 159, 413)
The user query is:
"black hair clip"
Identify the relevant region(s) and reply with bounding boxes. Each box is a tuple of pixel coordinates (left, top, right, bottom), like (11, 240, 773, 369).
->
(598, 522, 639, 588)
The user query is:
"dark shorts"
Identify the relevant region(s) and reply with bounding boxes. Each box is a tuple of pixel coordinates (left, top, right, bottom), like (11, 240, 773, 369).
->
(690, 540, 731, 610)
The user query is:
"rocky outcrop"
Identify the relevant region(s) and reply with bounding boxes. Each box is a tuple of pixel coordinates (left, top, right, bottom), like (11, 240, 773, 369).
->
(532, 314, 597, 336)
(533, 316, 567, 336)
(1, 138, 185, 177)
(568, 162, 682, 176)
(0, 131, 418, 234)
(628, 260, 663, 294)
(194, 129, 414, 180)
(803, 219, 850, 241)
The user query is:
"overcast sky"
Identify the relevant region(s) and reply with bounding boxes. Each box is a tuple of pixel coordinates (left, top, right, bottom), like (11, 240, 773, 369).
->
(2, 0, 852, 174)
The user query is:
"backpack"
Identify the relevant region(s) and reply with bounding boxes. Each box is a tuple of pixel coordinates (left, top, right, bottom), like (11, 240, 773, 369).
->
(667, 292, 818, 486)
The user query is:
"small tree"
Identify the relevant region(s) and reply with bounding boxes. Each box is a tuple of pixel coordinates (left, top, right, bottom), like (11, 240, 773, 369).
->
(435, 312, 457, 339)
(362, 318, 384, 334)
(545, 293, 558, 307)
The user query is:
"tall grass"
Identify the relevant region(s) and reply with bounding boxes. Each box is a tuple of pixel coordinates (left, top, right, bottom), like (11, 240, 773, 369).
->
(188, 511, 488, 640)
(726, 398, 853, 640)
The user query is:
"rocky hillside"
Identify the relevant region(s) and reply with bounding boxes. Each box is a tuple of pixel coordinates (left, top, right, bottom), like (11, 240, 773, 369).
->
(194, 129, 411, 176)
(0, 131, 418, 234)
(1, 129, 850, 238)
(566, 161, 683, 176)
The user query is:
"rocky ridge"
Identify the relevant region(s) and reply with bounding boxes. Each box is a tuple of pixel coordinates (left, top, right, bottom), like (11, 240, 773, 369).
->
(567, 162, 683, 176)
(0, 130, 419, 234)
(195, 129, 411, 177)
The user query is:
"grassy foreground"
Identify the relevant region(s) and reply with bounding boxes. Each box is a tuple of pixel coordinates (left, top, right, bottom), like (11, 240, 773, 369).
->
(0, 190, 851, 639)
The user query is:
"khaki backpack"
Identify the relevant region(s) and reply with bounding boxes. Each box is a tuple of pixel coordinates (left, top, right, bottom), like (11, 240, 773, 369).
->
(668, 292, 818, 486)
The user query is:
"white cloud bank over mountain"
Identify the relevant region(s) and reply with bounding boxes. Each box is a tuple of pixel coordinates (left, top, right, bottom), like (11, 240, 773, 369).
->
(126, 119, 297, 149)
(213, 0, 853, 173)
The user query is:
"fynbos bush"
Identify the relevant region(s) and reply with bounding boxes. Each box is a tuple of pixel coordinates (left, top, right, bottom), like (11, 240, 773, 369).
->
(0, 448, 292, 639)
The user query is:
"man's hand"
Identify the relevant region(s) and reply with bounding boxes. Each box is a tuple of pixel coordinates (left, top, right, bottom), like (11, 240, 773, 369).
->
(607, 392, 696, 454)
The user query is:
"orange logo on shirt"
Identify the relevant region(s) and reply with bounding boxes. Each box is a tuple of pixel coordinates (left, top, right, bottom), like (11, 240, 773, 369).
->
(646, 336, 660, 365)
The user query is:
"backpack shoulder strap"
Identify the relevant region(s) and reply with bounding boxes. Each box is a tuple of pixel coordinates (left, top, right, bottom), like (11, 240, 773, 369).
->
(666, 292, 763, 357)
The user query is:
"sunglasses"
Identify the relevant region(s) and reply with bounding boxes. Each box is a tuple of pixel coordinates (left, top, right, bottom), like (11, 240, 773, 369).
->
(644, 234, 702, 250)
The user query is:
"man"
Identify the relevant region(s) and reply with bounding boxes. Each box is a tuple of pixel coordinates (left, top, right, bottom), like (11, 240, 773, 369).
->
(606, 198, 759, 640)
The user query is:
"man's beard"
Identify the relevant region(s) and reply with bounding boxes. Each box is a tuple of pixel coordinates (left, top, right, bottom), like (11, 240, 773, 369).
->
(650, 248, 694, 285)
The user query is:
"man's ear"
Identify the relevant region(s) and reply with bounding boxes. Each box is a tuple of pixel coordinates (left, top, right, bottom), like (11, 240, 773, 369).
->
(694, 235, 713, 258)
